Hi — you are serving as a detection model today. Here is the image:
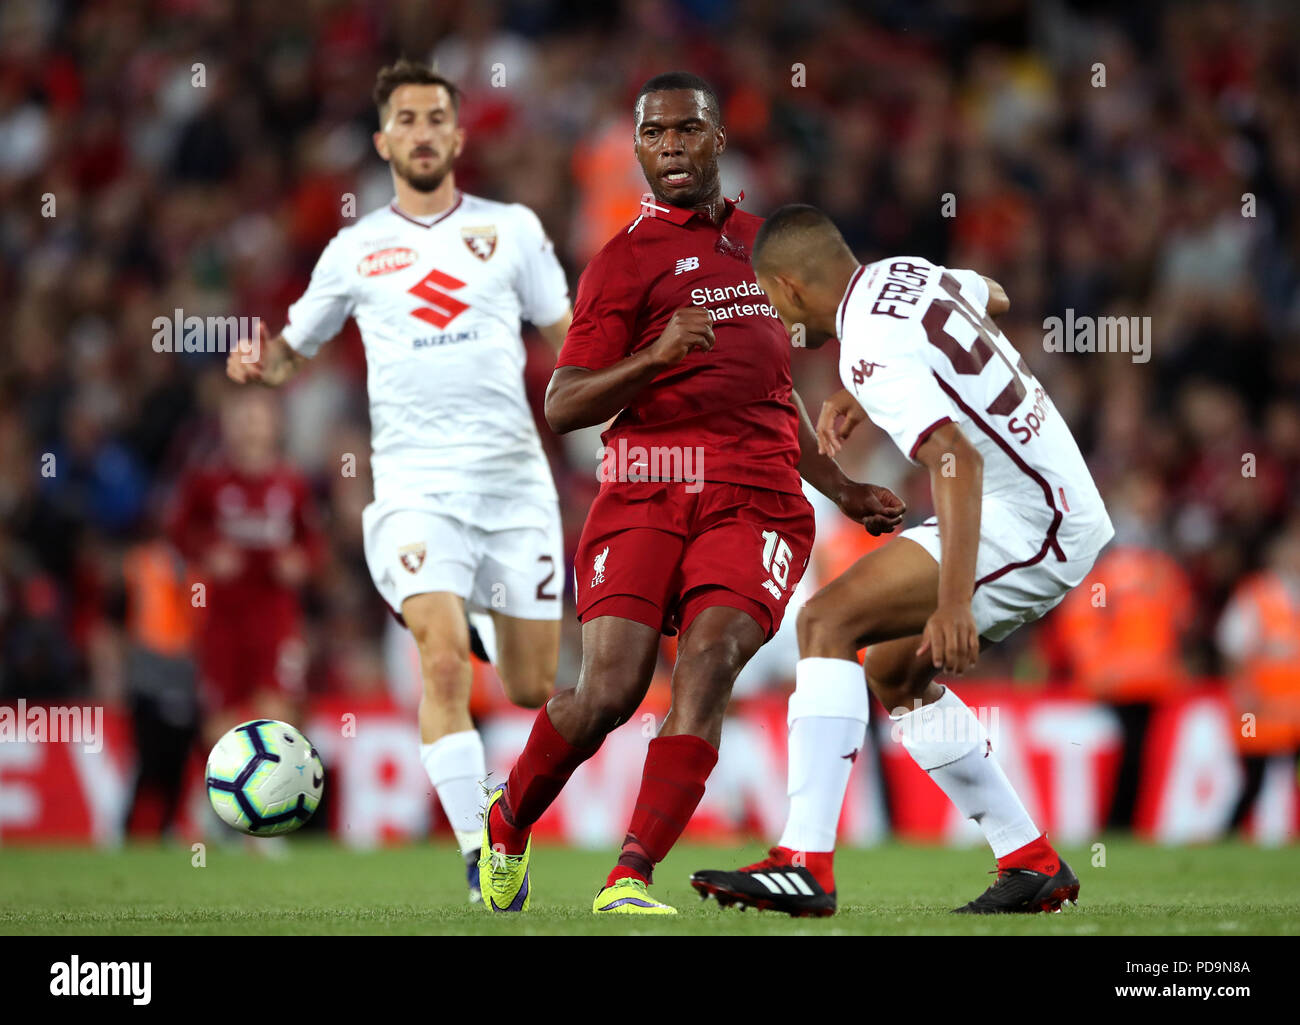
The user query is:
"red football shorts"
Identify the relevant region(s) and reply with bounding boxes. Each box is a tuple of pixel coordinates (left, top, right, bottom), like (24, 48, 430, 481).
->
(573, 481, 815, 639)
(197, 615, 306, 713)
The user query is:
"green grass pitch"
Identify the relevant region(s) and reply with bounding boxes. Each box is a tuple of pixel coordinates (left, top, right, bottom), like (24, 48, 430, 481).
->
(2, 837, 1297, 935)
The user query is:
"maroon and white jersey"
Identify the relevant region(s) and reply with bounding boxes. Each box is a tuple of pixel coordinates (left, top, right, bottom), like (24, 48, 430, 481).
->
(837, 256, 1113, 558)
(282, 193, 570, 506)
(557, 196, 803, 497)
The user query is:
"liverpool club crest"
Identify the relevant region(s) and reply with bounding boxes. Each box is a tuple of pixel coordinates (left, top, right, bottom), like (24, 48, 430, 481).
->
(461, 225, 498, 261)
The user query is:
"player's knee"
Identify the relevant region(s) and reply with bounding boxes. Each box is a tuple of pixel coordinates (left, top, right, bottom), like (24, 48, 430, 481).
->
(418, 648, 472, 707)
(865, 651, 928, 714)
(501, 663, 553, 709)
(672, 639, 745, 715)
(796, 596, 856, 659)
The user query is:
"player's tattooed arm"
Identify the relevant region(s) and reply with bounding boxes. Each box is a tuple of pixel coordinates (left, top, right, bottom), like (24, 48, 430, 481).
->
(226, 320, 307, 387)
(795, 390, 905, 535)
(536, 308, 573, 351)
(982, 277, 1010, 318)
(914, 422, 983, 674)
(544, 306, 713, 433)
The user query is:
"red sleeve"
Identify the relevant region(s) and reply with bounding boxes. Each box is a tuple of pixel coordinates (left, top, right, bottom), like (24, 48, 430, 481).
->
(555, 236, 644, 371)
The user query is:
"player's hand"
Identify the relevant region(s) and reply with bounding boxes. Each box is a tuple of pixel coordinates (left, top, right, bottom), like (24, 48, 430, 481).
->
(273, 547, 310, 587)
(226, 319, 269, 384)
(645, 307, 715, 368)
(917, 602, 980, 675)
(816, 388, 866, 457)
(836, 482, 906, 535)
(205, 543, 243, 581)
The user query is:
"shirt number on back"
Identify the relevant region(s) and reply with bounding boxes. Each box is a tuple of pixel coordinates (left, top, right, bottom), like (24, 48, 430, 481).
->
(921, 273, 1031, 417)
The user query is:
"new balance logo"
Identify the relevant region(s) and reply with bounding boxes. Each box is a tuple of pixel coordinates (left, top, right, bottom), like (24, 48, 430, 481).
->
(674, 257, 699, 275)
(750, 871, 815, 896)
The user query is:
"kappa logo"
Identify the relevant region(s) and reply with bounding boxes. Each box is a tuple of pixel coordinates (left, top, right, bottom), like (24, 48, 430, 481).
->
(461, 225, 498, 262)
(358, 247, 418, 277)
(850, 358, 886, 385)
(398, 542, 426, 574)
(674, 257, 700, 275)
(592, 546, 609, 586)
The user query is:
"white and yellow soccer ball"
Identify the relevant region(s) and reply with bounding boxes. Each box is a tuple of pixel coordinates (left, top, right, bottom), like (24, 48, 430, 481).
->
(206, 720, 324, 836)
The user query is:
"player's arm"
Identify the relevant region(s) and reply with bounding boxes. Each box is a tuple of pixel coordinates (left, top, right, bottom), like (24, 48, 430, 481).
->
(226, 320, 308, 387)
(536, 309, 573, 351)
(982, 276, 1009, 318)
(914, 421, 984, 674)
(544, 306, 714, 433)
(793, 390, 904, 536)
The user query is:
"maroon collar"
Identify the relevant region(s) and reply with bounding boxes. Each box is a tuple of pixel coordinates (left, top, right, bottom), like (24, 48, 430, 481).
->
(389, 192, 463, 228)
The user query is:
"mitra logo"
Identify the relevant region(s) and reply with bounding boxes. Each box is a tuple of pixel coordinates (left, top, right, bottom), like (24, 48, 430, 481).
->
(50, 956, 151, 1005)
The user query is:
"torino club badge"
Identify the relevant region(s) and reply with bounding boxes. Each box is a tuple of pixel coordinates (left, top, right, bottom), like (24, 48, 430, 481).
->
(461, 225, 498, 261)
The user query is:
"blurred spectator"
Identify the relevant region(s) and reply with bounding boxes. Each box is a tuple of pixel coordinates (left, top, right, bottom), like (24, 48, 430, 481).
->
(1217, 518, 1300, 833)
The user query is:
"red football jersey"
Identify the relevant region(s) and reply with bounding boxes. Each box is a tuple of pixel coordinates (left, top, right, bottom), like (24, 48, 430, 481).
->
(557, 196, 802, 496)
(168, 461, 324, 630)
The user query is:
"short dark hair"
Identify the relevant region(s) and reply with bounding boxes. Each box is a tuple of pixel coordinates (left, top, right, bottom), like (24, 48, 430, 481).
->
(373, 58, 460, 124)
(752, 204, 841, 271)
(635, 72, 722, 126)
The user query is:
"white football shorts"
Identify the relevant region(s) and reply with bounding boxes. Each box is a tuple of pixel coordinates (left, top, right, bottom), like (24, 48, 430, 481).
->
(899, 497, 1107, 642)
(362, 492, 564, 623)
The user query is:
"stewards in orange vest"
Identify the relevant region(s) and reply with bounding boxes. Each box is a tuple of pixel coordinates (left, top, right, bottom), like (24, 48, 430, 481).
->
(1217, 523, 1300, 830)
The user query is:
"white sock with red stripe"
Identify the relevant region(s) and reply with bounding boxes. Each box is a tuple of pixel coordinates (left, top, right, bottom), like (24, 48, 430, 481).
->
(776, 657, 869, 887)
(420, 729, 488, 857)
(891, 685, 1040, 858)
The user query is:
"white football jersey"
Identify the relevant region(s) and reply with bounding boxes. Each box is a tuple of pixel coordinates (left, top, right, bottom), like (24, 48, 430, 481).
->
(282, 192, 570, 505)
(837, 256, 1113, 558)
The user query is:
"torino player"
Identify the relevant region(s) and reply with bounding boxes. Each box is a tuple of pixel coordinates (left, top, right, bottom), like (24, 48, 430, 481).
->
(691, 206, 1116, 915)
(479, 74, 905, 915)
(227, 61, 572, 901)
(169, 388, 323, 747)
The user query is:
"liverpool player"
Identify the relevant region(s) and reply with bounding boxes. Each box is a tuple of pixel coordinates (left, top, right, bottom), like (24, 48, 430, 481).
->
(169, 388, 323, 748)
(690, 206, 1114, 915)
(227, 60, 572, 901)
(479, 74, 905, 914)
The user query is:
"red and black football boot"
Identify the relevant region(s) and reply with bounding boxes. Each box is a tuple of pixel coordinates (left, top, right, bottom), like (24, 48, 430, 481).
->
(690, 847, 836, 918)
(952, 859, 1080, 914)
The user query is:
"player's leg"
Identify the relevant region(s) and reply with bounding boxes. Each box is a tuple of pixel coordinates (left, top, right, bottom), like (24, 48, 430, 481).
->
(363, 502, 490, 895)
(480, 610, 662, 911)
(593, 602, 767, 915)
(401, 590, 488, 868)
(471, 501, 565, 709)
(487, 610, 662, 850)
(691, 538, 935, 913)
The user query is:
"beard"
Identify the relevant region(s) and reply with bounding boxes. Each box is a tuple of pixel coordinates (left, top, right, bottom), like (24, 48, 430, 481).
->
(393, 150, 454, 193)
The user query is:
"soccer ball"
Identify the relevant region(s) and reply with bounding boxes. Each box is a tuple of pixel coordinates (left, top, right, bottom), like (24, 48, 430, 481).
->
(206, 719, 324, 836)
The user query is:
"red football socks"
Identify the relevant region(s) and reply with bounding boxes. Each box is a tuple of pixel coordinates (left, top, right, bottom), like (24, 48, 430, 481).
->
(605, 734, 719, 887)
(489, 706, 599, 856)
(997, 832, 1060, 876)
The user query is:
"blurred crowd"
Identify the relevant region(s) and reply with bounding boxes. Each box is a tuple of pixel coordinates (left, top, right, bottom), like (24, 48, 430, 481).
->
(2, 0, 1298, 718)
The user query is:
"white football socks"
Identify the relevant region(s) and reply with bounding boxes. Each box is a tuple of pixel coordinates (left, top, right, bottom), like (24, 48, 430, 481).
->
(777, 658, 870, 853)
(891, 685, 1040, 857)
(420, 729, 488, 856)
